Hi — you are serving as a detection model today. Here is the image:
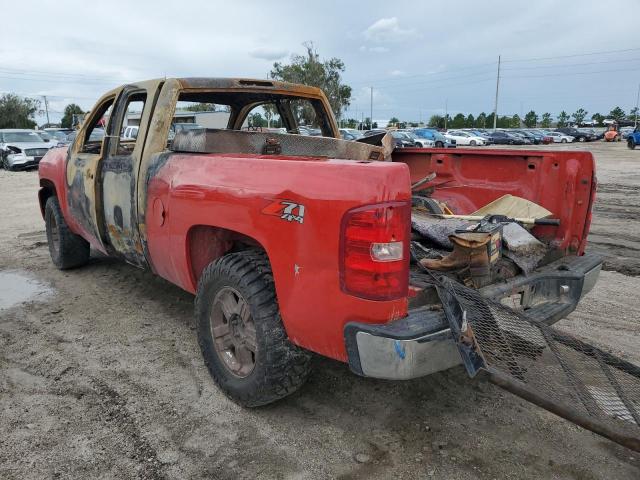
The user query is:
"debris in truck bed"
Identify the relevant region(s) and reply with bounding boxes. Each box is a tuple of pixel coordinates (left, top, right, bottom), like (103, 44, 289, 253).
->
(411, 210, 470, 249)
(471, 194, 553, 221)
(501, 222, 547, 274)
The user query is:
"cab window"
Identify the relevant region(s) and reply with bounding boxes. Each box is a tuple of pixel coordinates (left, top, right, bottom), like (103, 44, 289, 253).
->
(114, 92, 147, 155)
(80, 98, 113, 154)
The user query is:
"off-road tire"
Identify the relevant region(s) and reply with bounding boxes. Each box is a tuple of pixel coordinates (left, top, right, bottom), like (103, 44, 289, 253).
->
(629, 139, 636, 150)
(195, 250, 313, 407)
(45, 196, 90, 269)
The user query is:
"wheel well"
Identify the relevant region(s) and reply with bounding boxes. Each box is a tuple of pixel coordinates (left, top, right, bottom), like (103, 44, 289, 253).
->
(38, 180, 57, 219)
(186, 225, 266, 286)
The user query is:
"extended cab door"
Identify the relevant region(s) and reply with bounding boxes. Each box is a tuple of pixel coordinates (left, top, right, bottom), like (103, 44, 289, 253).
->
(66, 93, 117, 251)
(99, 81, 162, 267)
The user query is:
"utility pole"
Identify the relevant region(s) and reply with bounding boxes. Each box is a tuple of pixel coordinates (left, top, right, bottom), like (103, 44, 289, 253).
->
(43, 95, 50, 126)
(635, 82, 640, 128)
(369, 87, 373, 129)
(493, 55, 501, 130)
(444, 99, 448, 130)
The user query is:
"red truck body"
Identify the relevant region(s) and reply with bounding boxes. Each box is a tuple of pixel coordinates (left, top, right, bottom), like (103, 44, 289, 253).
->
(37, 78, 599, 403)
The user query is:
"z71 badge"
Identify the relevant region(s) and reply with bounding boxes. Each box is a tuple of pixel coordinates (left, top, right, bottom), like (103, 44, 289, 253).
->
(262, 199, 306, 224)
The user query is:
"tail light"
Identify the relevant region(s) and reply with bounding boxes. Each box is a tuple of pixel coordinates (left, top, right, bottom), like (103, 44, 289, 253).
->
(340, 201, 410, 301)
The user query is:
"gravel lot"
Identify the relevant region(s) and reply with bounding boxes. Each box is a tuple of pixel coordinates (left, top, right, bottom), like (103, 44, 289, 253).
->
(1, 142, 639, 479)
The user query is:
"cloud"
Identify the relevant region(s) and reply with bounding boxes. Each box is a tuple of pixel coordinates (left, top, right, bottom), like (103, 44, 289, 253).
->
(358, 45, 390, 53)
(249, 47, 288, 61)
(363, 17, 418, 43)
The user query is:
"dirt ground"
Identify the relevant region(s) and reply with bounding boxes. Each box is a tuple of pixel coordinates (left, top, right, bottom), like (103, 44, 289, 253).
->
(1, 142, 639, 480)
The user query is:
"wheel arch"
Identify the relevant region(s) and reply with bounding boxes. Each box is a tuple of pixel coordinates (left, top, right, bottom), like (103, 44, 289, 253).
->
(185, 224, 268, 288)
(38, 179, 58, 219)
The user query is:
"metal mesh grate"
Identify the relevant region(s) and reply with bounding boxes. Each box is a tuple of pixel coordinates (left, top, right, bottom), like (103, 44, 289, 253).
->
(436, 276, 640, 451)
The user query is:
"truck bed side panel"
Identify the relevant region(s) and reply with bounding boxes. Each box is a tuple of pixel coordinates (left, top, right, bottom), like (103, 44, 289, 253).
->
(145, 152, 412, 361)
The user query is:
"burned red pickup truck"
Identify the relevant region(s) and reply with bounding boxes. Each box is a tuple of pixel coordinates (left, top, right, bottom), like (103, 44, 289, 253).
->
(38, 78, 639, 451)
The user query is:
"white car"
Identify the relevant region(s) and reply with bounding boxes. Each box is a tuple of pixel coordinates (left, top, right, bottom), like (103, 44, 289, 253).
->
(444, 130, 486, 146)
(122, 125, 139, 140)
(546, 131, 575, 143)
(0, 129, 54, 170)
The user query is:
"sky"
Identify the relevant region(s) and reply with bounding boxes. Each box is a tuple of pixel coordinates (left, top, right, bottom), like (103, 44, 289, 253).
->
(1, 0, 639, 125)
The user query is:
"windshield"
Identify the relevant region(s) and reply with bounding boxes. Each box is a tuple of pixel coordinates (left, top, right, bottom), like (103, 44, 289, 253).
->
(36, 132, 53, 141)
(2, 131, 44, 143)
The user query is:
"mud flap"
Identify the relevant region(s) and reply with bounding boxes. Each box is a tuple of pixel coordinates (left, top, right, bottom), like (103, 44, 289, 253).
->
(436, 278, 640, 452)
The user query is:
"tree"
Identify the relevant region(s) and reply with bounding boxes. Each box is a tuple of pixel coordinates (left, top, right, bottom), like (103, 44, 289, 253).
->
(557, 111, 570, 127)
(465, 114, 475, 128)
(428, 114, 445, 128)
(184, 103, 218, 112)
(541, 113, 552, 128)
(609, 106, 626, 122)
(60, 103, 84, 128)
(486, 112, 495, 129)
(0, 94, 40, 129)
(524, 110, 538, 128)
(248, 112, 266, 127)
(476, 112, 487, 128)
(345, 118, 358, 128)
(628, 107, 639, 121)
(591, 113, 604, 126)
(388, 116, 400, 127)
(270, 42, 351, 120)
(497, 115, 512, 128)
(451, 113, 466, 128)
(572, 108, 588, 126)
(510, 114, 521, 128)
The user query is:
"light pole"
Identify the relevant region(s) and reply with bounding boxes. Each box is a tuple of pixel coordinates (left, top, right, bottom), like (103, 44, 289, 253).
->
(635, 82, 640, 128)
(493, 55, 501, 130)
(369, 87, 373, 129)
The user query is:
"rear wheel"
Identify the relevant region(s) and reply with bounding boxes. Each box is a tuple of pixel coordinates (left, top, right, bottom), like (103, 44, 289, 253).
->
(45, 197, 90, 269)
(195, 250, 313, 407)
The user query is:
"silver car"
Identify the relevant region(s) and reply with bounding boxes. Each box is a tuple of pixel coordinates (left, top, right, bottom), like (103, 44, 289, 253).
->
(0, 129, 54, 170)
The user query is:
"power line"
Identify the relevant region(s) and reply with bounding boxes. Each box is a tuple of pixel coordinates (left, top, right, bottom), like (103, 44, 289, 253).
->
(503, 65, 640, 79)
(501, 46, 640, 63)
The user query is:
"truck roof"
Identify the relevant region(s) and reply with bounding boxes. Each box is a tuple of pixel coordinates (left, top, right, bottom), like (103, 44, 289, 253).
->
(103, 77, 325, 98)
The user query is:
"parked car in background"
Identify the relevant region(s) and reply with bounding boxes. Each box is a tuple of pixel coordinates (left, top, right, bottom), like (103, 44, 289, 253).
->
(389, 131, 418, 148)
(339, 128, 364, 141)
(620, 126, 635, 140)
(122, 126, 139, 140)
(35, 131, 57, 144)
(412, 128, 456, 148)
(444, 130, 486, 146)
(484, 130, 524, 145)
(627, 127, 640, 149)
(64, 128, 106, 146)
(398, 130, 434, 148)
(546, 131, 575, 143)
(0, 129, 54, 170)
(555, 127, 597, 142)
(507, 131, 533, 145)
(512, 130, 540, 144)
